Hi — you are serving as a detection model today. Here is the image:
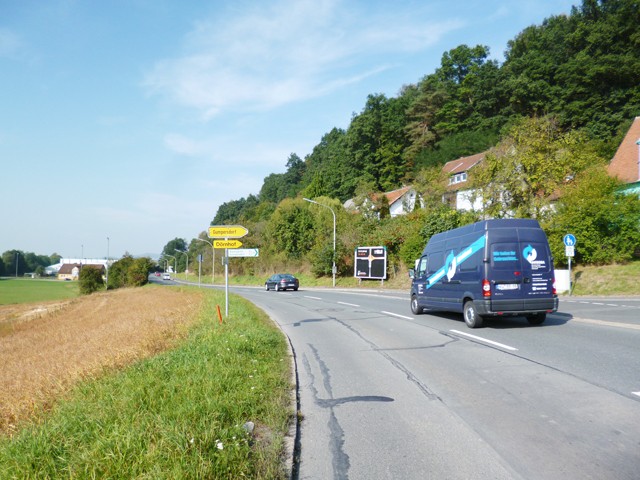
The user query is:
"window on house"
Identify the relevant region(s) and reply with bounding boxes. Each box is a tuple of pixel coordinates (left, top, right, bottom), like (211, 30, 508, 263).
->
(449, 172, 468, 185)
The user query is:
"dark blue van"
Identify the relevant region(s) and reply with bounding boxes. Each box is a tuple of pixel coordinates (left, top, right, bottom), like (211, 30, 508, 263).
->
(409, 219, 558, 328)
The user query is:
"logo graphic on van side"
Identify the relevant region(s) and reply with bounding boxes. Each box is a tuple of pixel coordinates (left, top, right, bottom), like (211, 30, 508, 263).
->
(426, 234, 486, 288)
(523, 245, 537, 263)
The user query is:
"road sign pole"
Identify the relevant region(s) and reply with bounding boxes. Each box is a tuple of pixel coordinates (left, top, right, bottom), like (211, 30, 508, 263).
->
(225, 245, 229, 317)
(568, 256, 572, 296)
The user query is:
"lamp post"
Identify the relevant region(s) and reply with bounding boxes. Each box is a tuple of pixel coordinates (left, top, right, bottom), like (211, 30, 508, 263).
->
(176, 249, 189, 281)
(106, 236, 109, 289)
(165, 254, 177, 276)
(303, 197, 336, 287)
(195, 238, 215, 284)
(15, 252, 19, 278)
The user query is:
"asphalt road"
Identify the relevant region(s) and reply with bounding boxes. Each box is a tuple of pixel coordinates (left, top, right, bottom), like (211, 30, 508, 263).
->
(228, 286, 640, 480)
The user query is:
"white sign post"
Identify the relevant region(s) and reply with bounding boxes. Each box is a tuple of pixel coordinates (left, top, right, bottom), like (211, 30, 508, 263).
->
(563, 234, 576, 295)
(208, 225, 249, 317)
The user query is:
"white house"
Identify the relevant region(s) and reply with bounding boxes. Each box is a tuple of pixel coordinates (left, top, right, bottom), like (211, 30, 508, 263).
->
(442, 152, 486, 212)
(344, 185, 421, 217)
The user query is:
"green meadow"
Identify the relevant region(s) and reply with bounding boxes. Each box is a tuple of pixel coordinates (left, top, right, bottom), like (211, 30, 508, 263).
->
(0, 278, 79, 305)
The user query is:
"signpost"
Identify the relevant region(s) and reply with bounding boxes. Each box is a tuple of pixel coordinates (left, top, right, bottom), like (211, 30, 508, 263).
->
(228, 248, 259, 258)
(207, 225, 250, 316)
(563, 234, 576, 295)
(208, 225, 249, 239)
(213, 239, 242, 249)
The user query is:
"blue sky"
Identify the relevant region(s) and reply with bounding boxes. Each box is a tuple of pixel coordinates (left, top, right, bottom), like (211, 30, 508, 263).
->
(1, 0, 577, 260)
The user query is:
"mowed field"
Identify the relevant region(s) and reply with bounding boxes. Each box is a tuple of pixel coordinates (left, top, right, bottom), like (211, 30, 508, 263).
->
(0, 285, 204, 435)
(0, 278, 79, 305)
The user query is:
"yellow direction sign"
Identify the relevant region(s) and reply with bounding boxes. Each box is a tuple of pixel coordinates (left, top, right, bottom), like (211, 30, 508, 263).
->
(208, 225, 249, 238)
(213, 239, 243, 249)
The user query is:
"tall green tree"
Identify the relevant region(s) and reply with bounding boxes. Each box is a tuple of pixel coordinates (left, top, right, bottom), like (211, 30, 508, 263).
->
(161, 238, 188, 272)
(471, 116, 602, 219)
(265, 198, 316, 259)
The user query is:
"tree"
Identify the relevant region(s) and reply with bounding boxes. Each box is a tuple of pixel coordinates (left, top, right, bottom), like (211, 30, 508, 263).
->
(265, 198, 316, 259)
(471, 116, 602, 219)
(107, 255, 134, 289)
(79, 266, 104, 295)
(161, 238, 188, 272)
(128, 257, 153, 286)
(544, 164, 640, 265)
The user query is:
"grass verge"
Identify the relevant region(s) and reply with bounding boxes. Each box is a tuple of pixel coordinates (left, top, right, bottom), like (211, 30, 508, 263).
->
(571, 261, 640, 296)
(0, 288, 293, 479)
(0, 278, 79, 305)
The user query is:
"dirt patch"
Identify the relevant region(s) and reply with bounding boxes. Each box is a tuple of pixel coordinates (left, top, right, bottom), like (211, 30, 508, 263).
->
(0, 286, 204, 436)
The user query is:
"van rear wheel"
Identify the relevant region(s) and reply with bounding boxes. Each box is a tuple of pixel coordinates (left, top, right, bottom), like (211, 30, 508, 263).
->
(527, 313, 546, 325)
(463, 301, 483, 328)
(410, 295, 423, 315)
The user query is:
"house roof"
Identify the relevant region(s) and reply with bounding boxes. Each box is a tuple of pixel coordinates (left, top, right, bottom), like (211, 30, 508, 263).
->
(608, 116, 640, 183)
(383, 186, 412, 206)
(58, 263, 105, 275)
(442, 152, 486, 175)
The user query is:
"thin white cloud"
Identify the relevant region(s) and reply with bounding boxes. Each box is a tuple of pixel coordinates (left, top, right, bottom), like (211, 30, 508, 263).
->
(143, 0, 461, 119)
(0, 28, 23, 59)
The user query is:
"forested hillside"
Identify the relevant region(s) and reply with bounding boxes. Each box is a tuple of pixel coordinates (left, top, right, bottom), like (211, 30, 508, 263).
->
(170, 0, 640, 278)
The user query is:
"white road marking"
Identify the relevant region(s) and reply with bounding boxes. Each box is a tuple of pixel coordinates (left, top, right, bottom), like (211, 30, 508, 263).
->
(572, 317, 640, 330)
(381, 311, 414, 320)
(450, 330, 518, 351)
(592, 302, 605, 305)
(304, 295, 323, 300)
(632, 392, 640, 398)
(337, 301, 360, 307)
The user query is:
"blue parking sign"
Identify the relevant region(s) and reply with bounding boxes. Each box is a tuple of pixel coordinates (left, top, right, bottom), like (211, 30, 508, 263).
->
(563, 234, 576, 247)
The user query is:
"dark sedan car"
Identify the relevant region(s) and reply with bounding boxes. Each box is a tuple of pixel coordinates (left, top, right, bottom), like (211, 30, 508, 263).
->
(265, 273, 299, 291)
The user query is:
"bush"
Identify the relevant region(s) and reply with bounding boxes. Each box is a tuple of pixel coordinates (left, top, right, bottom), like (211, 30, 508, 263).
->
(79, 267, 104, 295)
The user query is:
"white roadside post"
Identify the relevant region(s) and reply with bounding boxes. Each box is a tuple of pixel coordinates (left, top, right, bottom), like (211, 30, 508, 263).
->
(563, 234, 576, 295)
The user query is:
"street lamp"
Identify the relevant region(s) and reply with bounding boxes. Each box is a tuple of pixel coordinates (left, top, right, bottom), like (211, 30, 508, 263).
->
(176, 249, 189, 281)
(165, 254, 177, 276)
(106, 236, 109, 289)
(303, 197, 336, 287)
(195, 238, 215, 284)
(15, 252, 19, 278)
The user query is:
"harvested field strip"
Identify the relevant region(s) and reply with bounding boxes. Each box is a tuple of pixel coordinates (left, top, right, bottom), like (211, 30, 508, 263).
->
(0, 286, 293, 479)
(0, 285, 203, 435)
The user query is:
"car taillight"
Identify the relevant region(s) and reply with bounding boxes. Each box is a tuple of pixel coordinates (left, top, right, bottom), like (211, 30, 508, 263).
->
(552, 277, 557, 295)
(482, 279, 491, 297)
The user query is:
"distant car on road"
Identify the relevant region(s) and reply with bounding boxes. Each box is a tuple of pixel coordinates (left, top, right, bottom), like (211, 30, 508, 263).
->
(265, 273, 299, 291)
(154, 272, 161, 277)
(163, 273, 171, 280)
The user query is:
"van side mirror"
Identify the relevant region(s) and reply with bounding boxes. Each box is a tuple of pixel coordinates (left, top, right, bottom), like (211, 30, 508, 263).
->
(408, 268, 415, 279)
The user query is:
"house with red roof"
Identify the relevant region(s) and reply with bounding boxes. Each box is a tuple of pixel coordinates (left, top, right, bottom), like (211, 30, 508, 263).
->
(608, 116, 640, 196)
(441, 152, 486, 211)
(344, 185, 421, 218)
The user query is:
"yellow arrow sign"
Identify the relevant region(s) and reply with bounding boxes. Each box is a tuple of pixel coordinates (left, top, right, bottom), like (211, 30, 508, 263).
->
(213, 239, 243, 249)
(208, 225, 249, 238)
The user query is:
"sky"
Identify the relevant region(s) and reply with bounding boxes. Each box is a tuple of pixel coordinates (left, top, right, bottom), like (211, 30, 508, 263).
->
(1, 0, 578, 260)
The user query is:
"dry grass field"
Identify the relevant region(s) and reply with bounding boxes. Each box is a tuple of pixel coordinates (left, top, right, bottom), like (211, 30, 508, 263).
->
(0, 285, 204, 436)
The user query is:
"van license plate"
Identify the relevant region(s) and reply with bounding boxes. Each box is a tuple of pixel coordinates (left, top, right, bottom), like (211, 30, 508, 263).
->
(497, 284, 519, 291)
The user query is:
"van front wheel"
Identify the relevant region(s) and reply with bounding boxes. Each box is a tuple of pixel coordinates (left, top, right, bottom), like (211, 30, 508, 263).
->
(463, 301, 484, 328)
(411, 295, 423, 315)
